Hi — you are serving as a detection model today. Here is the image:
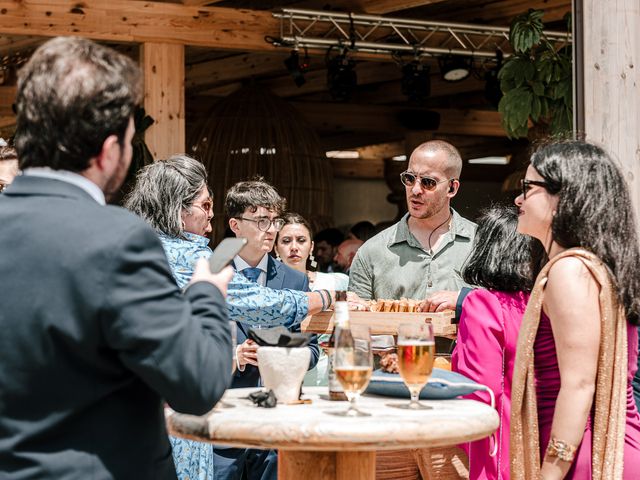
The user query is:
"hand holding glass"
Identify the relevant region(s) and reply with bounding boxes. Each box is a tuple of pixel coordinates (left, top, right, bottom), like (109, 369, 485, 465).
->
(330, 325, 373, 417)
(391, 323, 435, 410)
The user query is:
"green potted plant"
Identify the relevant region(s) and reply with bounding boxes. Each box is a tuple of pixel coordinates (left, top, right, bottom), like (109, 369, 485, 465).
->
(498, 9, 572, 138)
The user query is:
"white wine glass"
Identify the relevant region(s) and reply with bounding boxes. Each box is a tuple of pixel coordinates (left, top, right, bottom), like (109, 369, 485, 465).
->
(390, 323, 435, 410)
(329, 324, 373, 417)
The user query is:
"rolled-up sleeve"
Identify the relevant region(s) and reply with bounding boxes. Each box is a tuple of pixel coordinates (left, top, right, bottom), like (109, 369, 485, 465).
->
(226, 273, 309, 328)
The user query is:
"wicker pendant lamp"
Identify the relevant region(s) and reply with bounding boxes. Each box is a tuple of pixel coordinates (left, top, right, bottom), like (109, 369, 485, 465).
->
(190, 84, 333, 244)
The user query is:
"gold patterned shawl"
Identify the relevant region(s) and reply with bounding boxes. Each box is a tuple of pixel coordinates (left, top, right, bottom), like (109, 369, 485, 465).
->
(510, 248, 628, 479)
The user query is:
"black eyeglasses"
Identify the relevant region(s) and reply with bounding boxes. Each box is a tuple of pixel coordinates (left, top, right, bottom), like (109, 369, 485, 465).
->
(400, 171, 453, 191)
(239, 216, 285, 232)
(520, 179, 551, 199)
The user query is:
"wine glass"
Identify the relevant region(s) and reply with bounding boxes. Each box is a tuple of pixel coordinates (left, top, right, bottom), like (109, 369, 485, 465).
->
(390, 323, 435, 410)
(328, 324, 373, 417)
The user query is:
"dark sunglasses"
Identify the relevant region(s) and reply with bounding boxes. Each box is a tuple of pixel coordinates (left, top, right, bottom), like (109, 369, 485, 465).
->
(400, 171, 452, 191)
(520, 179, 551, 199)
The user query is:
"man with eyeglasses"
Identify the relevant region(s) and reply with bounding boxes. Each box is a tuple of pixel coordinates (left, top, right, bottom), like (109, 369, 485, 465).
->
(215, 178, 319, 480)
(349, 140, 476, 312)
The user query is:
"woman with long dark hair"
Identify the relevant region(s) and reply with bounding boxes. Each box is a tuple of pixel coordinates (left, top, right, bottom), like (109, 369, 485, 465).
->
(452, 204, 542, 479)
(510, 141, 640, 479)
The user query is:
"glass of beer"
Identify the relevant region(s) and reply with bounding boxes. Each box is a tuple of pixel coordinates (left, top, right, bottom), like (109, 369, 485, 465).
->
(392, 323, 435, 410)
(330, 324, 373, 416)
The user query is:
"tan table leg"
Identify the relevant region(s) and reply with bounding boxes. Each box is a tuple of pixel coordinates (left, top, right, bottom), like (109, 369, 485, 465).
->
(279, 450, 376, 480)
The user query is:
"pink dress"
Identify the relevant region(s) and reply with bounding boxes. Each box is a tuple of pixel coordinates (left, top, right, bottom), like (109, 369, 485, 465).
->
(452, 289, 530, 480)
(534, 312, 640, 478)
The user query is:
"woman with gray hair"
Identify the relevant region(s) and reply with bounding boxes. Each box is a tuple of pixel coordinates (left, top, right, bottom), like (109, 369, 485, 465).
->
(125, 154, 338, 480)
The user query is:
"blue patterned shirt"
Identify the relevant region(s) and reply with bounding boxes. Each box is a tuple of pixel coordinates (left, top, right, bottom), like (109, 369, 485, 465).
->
(159, 232, 309, 327)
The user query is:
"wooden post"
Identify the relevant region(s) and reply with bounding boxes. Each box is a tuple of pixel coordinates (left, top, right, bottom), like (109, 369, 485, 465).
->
(141, 43, 185, 160)
(278, 450, 376, 479)
(581, 0, 640, 213)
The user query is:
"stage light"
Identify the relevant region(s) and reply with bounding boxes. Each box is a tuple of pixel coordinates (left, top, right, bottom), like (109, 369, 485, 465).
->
(284, 49, 309, 87)
(326, 52, 357, 101)
(438, 55, 472, 82)
(401, 61, 431, 104)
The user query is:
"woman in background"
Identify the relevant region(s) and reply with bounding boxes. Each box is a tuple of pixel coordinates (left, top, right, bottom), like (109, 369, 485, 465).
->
(511, 141, 640, 479)
(452, 204, 542, 479)
(274, 212, 348, 291)
(275, 212, 349, 385)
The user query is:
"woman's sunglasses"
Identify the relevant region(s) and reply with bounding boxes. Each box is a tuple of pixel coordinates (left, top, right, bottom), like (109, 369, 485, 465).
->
(400, 171, 453, 191)
(520, 179, 551, 199)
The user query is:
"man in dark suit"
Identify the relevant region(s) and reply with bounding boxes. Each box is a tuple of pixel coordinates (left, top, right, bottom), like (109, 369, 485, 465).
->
(0, 37, 234, 480)
(212, 179, 318, 480)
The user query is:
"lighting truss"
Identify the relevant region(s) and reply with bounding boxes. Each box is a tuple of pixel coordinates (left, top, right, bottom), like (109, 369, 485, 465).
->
(271, 9, 571, 60)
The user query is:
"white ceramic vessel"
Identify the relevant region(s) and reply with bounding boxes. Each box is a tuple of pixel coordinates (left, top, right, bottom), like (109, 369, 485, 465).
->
(257, 347, 311, 403)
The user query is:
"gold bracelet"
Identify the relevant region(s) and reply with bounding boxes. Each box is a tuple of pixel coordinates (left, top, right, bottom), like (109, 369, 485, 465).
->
(546, 437, 577, 463)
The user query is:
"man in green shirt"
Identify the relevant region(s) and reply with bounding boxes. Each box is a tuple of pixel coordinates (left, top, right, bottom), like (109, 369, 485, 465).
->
(349, 140, 476, 307)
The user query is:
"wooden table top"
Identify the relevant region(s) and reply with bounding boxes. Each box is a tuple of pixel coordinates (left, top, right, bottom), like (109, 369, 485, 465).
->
(167, 387, 498, 452)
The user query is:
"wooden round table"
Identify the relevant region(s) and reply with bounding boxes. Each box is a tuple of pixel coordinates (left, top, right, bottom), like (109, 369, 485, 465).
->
(167, 387, 499, 480)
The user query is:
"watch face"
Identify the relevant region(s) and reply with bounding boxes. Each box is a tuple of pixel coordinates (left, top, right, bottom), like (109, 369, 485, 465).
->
(443, 68, 470, 82)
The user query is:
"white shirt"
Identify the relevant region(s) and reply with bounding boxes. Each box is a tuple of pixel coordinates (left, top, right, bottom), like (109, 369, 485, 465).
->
(233, 253, 269, 287)
(22, 167, 106, 205)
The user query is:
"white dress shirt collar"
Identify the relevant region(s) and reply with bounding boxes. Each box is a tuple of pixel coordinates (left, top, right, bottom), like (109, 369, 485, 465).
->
(22, 167, 106, 205)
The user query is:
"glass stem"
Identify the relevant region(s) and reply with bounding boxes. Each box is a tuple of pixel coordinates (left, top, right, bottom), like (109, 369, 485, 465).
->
(410, 388, 420, 406)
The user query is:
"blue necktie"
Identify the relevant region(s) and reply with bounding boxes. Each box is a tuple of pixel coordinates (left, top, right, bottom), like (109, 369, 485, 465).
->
(242, 267, 262, 283)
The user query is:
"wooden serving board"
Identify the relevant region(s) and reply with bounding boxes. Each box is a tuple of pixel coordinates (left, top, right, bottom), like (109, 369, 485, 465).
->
(300, 310, 456, 338)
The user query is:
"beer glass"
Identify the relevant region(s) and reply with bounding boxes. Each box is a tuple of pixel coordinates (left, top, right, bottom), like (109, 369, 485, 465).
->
(329, 324, 373, 416)
(391, 323, 435, 409)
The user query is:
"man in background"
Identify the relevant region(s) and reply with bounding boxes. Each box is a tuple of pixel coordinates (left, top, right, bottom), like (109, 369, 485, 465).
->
(313, 227, 344, 272)
(333, 238, 363, 274)
(216, 178, 319, 480)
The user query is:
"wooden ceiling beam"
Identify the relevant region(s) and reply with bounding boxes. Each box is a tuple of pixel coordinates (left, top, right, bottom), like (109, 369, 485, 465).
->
(0, 1, 279, 52)
(290, 101, 507, 137)
(429, 0, 571, 25)
(186, 52, 289, 93)
(181, 0, 224, 5)
(296, 0, 449, 15)
(197, 62, 485, 101)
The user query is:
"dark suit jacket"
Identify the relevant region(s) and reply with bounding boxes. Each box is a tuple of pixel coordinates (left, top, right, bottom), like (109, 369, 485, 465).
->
(232, 256, 319, 388)
(0, 176, 233, 480)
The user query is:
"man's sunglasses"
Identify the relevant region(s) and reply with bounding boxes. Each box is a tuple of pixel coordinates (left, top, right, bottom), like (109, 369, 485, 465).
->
(520, 179, 551, 199)
(400, 171, 453, 191)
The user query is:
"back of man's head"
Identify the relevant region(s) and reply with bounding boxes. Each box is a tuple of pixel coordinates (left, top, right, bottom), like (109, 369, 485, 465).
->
(224, 177, 285, 218)
(15, 37, 142, 173)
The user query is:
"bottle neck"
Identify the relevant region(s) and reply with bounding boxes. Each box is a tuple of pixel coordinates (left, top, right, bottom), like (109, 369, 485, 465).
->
(334, 301, 350, 326)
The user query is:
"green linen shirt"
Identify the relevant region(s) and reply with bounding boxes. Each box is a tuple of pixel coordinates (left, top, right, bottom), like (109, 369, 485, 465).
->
(348, 209, 476, 300)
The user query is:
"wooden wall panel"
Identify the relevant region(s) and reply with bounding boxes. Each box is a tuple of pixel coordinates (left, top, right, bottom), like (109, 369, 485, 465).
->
(582, 0, 640, 216)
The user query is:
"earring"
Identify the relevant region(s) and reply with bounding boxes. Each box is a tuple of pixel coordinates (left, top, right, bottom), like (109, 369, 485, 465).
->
(309, 253, 318, 269)
(275, 251, 282, 261)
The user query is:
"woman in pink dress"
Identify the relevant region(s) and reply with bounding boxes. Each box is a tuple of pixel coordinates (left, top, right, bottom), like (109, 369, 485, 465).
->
(510, 141, 640, 479)
(452, 205, 543, 479)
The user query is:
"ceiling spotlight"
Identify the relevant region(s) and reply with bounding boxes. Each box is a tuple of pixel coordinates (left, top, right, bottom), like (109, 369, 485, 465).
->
(326, 51, 357, 101)
(484, 50, 504, 108)
(284, 49, 309, 87)
(438, 55, 472, 82)
(401, 61, 431, 104)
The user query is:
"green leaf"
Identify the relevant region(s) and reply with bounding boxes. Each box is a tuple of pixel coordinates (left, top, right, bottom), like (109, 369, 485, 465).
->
(531, 95, 542, 122)
(531, 81, 545, 96)
(510, 9, 544, 53)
